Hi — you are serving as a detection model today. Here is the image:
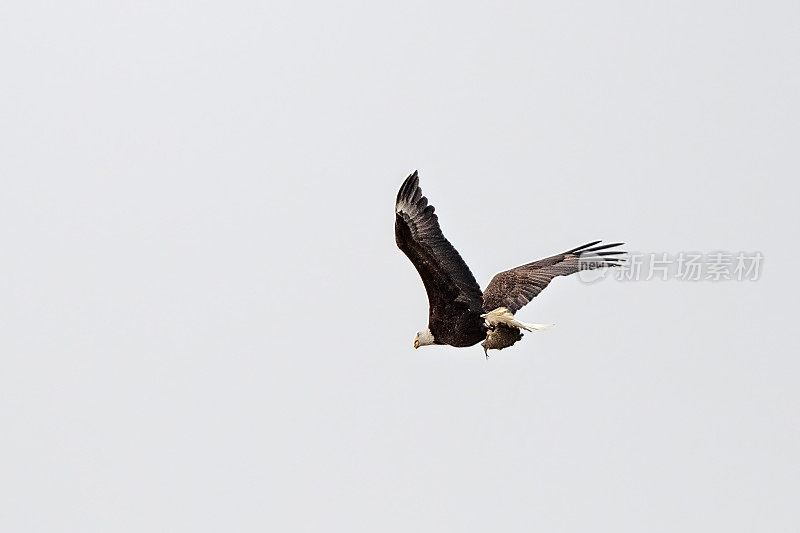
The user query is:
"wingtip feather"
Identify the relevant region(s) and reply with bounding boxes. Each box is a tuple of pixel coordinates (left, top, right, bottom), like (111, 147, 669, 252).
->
(396, 170, 421, 207)
(567, 240, 602, 254)
(580, 241, 626, 254)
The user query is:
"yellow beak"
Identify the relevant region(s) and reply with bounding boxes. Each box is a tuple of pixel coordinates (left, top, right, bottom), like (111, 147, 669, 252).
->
(414, 338, 419, 349)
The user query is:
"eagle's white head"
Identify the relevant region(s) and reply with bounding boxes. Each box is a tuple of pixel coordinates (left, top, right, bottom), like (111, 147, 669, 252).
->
(414, 328, 435, 349)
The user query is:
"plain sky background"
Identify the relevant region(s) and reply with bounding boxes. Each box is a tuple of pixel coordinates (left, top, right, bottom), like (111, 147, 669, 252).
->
(2, 1, 799, 531)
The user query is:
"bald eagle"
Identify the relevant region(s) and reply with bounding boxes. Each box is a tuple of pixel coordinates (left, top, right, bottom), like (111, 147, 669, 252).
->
(395, 171, 625, 357)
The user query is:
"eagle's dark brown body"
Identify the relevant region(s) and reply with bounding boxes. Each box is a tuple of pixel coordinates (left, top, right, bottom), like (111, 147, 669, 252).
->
(431, 307, 486, 347)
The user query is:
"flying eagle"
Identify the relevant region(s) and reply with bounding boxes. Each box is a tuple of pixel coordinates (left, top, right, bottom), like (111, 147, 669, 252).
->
(395, 171, 625, 357)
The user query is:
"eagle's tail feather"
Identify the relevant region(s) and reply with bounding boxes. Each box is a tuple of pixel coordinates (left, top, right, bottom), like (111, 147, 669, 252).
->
(517, 321, 552, 331)
(481, 307, 552, 332)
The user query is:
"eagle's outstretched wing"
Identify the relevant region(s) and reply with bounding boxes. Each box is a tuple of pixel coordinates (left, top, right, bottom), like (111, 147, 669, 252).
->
(395, 171, 484, 320)
(482, 241, 625, 314)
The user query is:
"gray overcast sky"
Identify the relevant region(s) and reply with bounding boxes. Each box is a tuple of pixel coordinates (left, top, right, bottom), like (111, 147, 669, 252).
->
(2, 0, 799, 531)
